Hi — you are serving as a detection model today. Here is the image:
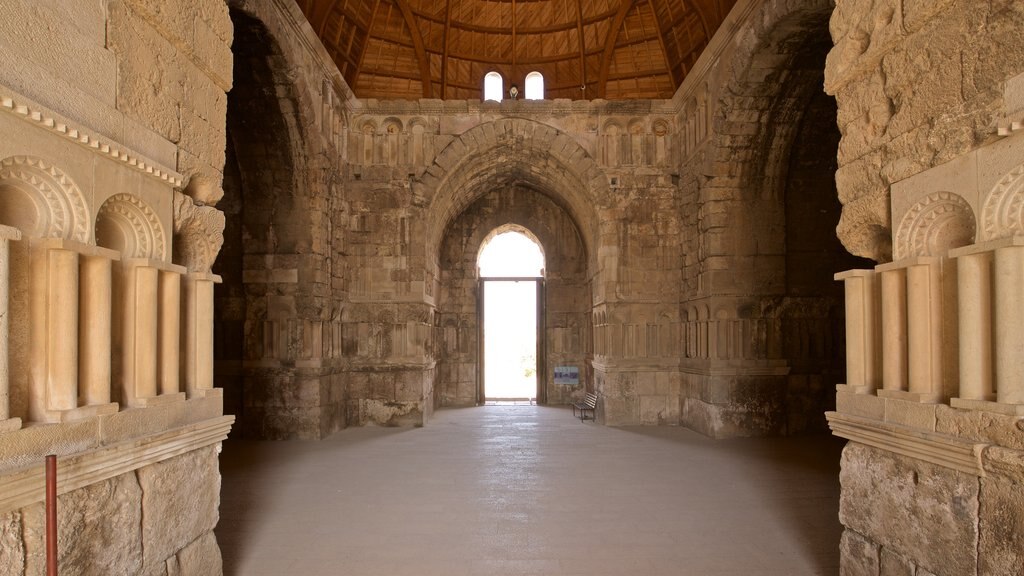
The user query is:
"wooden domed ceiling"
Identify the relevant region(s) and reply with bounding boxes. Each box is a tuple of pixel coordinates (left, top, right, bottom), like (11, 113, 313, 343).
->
(295, 0, 737, 100)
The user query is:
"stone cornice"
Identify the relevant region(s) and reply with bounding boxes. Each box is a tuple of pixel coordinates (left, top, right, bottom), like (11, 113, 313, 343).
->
(0, 86, 184, 187)
(827, 411, 987, 477)
(0, 416, 233, 514)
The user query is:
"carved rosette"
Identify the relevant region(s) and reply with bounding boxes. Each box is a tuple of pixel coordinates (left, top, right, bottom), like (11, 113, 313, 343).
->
(95, 193, 167, 260)
(172, 191, 225, 273)
(980, 164, 1024, 241)
(0, 156, 90, 242)
(893, 191, 976, 260)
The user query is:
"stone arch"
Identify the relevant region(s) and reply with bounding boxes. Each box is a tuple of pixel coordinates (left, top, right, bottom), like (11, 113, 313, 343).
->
(96, 193, 167, 260)
(434, 175, 591, 408)
(419, 118, 605, 272)
(980, 164, 1024, 241)
(216, 6, 337, 438)
(895, 192, 976, 259)
(0, 156, 91, 243)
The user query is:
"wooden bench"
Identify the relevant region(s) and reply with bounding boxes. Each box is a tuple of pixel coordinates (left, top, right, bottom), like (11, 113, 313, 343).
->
(572, 392, 598, 422)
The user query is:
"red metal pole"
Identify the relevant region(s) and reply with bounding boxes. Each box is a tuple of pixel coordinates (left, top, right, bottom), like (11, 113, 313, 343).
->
(45, 454, 57, 576)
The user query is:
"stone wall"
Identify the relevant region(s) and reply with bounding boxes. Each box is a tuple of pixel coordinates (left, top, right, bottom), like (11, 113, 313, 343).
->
(672, 0, 866, 437)
(0, 0, 233, 574)
(826, 1, 1024, 573)
(219, 0, 861, 434)
(217, 0, 350, 439)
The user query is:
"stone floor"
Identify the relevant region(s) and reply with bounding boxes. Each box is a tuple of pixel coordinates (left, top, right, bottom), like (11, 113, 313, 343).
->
(216, 405, 845, 575)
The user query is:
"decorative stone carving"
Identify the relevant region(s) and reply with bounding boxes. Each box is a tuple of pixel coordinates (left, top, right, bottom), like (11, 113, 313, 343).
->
(893, 192, 976, 259)
(182, 174, 225, 207)
(0, 156, 90, 243)
(95, 194, 167, 260)
(172, 191, 225, 273)
(980, 164, 1024, 242)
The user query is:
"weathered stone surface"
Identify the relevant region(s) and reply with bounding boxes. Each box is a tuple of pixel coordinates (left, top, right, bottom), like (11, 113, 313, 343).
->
(879, 547, 914, 576)
(979, 474, 1024, 576)
(137, 447, 220, 573)
(839, 529, 879, 576)
(22, 473, 143, 576)
(0, 511, 25, 576)
(935, 406, 1024, 451)
(176, 532, 223, 576)
(839, 443, 978, 576)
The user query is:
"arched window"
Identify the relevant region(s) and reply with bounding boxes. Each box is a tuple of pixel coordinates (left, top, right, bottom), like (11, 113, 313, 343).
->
(484, 72, 503, 102)
(525, 72, 544, 100)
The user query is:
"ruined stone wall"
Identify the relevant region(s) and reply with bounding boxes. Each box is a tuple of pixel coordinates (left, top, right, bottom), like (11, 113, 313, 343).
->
(218, 0, 351, 439)
(437, 185, 589, 407)
(669, 0, 864, 437)
(826, 1, 1024, 574)
(0, 1, 233, 574)
(0, 446, 224, 576)
(344, 100, 684, 425)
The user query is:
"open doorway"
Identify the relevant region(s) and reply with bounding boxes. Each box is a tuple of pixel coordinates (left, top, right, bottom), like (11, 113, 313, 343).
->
(478, 230, 545, 403)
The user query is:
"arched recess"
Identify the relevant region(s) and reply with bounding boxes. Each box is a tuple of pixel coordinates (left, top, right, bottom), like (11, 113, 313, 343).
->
(420, 119, 602, 410)
(217, 7, 339, 439)
(435, 184, 589, 408)
(418, 118, 605, 274)
(95, 194, 167, 260)
(685, 0, 874, 436)
(0, 157, 92, 421)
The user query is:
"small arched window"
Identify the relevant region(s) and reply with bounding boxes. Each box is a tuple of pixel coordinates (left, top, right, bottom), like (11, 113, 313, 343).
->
(484, 72, 503, 102)
(525, 72, 544, 100)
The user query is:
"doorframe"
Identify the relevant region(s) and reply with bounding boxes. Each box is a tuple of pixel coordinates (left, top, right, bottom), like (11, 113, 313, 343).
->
(476, 276, 546, 404)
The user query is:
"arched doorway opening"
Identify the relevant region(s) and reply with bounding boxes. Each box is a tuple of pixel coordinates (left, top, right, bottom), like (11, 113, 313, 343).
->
(478, 229, 546, 403)
(434, 181, 590, 410)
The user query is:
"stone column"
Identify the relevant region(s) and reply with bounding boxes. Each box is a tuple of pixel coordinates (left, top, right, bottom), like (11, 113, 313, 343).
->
(879, 267, 908, 393)
(29, 240, 79, 422)
(835, 269, 880, 393)
(0, 225, 21, 432)
(994, 244, 1024, 405)
(158, 269, 182, 396)
(905, 259, 941, 400)
(181, 272, 221, 398)
(79, 248, 120, 406)
(118, 259, 188, 407)
(954, 249, 994, 401)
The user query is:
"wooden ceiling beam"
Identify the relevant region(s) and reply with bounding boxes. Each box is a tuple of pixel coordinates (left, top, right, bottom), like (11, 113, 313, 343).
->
(441, 0, 454, 99)
(354, 0, 382, 85)
(598, 0, 636, 98)
(646, 0, 676, 85)
(316, 0, 342, 37)
(409, 6, 620, 34)
(684, 0, 712, 44)
(575, 0, 587, 97)
(393, 0, 434, 97)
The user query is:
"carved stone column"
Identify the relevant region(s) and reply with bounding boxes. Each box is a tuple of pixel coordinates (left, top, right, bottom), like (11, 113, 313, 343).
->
(0, 225, 21, 432)
(172, 191, 225, 401)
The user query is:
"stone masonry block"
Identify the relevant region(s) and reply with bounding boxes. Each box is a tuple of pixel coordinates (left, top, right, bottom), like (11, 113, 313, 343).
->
(0, 512, 25, 576)
(839, 529, 879, 576)
(978, 474, 1024, 576)
(23, 473, 144, 576)
(879, 547, 914, 576)
(0, 0, 117, 103)
(137, 446, 220, 572)
(839, 443, 978, 576)
(176, 531, 223, 576)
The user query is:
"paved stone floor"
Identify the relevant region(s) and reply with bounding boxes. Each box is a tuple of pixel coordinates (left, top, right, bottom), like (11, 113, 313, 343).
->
(217, 406, 844, 575)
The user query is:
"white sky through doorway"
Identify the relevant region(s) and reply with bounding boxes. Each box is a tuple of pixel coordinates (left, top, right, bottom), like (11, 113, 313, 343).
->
(479, 232, 543, 400)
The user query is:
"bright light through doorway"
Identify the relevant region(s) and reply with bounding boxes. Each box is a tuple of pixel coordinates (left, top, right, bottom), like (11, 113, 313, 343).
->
(479, 231, 544, 401)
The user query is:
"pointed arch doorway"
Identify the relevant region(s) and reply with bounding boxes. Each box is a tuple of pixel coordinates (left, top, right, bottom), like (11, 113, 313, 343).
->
(477, 229, 546, 404)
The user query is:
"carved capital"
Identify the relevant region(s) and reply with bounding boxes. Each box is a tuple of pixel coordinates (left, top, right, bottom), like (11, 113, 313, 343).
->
(172, 191, 225, 273)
